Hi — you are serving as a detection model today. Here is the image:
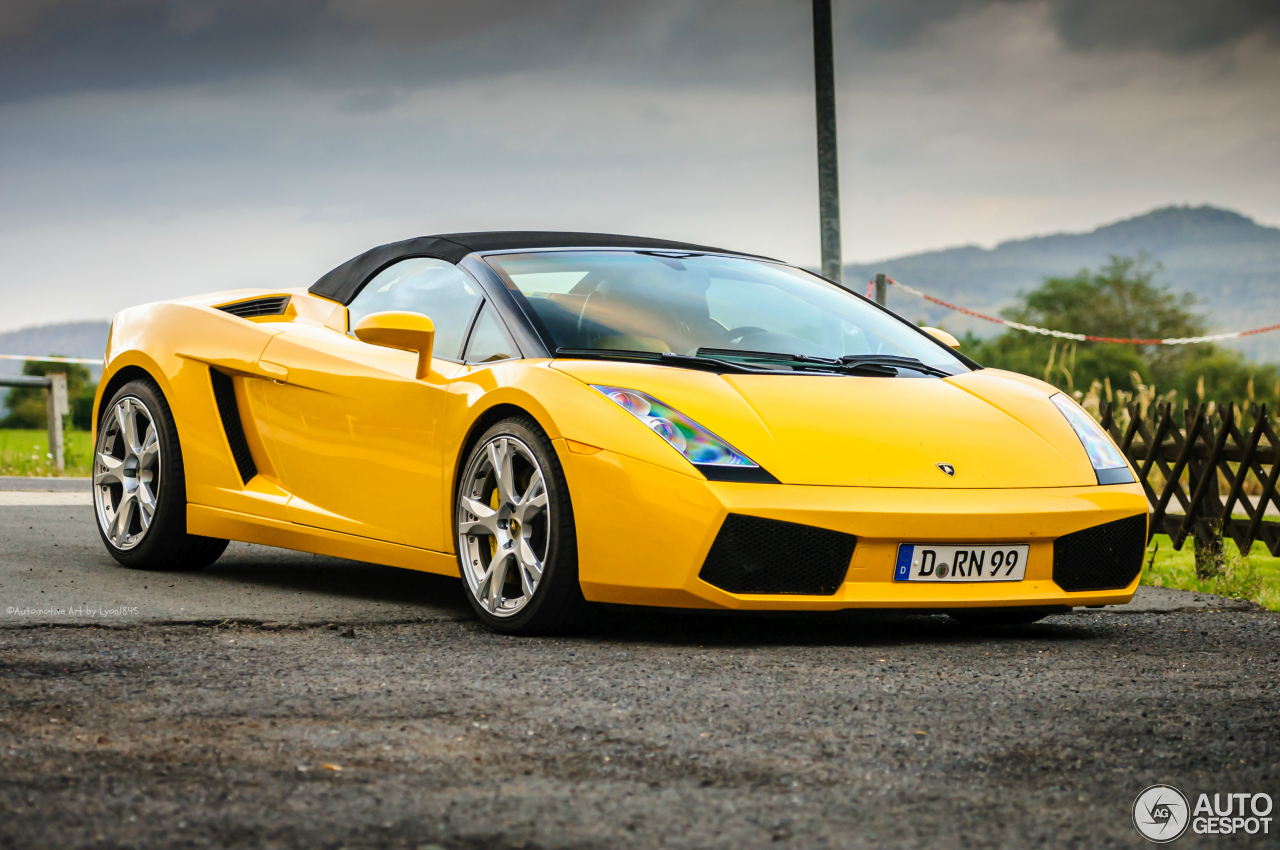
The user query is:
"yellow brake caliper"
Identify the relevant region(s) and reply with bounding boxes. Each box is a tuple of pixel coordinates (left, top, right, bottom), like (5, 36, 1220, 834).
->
(488, 488, 500, 560)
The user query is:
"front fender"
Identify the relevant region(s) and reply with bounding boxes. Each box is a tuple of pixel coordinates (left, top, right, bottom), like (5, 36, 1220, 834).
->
(446, 360, 702, 482)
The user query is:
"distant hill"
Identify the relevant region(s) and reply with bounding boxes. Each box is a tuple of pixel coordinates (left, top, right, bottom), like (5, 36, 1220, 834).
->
(847, 205, 1280, 362)
(0, 321, 109, 406)
(0, 321, 110, 362)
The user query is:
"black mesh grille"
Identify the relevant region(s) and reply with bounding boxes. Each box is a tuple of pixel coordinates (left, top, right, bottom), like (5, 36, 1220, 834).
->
(209, 368, 257, 484)
(1052, 513, 1147, 592)
(217, 295, 291, 318)
(698, 514, 856, 595)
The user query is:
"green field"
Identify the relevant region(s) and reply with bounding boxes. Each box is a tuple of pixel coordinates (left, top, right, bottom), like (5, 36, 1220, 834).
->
(1144, 532, 1280, 611)
(0, 429, 93, 477)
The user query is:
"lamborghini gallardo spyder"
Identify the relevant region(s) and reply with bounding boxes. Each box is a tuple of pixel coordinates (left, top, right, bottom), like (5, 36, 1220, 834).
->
(91, 231, 1148, 633)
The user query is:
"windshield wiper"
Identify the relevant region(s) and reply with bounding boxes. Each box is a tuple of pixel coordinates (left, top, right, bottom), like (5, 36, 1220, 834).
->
(694, 348, 845, 372)
(696, 348, 953, 377)
(839, 355, 953, 378)
(554, 348, 763, 374)
(556, 347, 953, 378)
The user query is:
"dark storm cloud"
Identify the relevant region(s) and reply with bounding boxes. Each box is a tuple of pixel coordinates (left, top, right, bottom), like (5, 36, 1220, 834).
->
(0, 0, 1277, 104)
(0, 1, 699, 101)
(842, 0, 993, 49)
(1046, 0, 1280, 54)
(0, 0, 332, 101)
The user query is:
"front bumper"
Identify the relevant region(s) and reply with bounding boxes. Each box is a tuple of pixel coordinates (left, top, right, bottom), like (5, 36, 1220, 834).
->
(558, 442, 1148, 611)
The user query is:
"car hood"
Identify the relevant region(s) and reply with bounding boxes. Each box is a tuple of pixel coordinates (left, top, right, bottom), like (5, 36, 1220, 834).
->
(551, 361, 1098, 488)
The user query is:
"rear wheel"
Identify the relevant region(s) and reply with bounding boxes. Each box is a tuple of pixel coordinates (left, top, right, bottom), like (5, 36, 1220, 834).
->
(93, 379, 228, 570)
(455, 417, 587, 635)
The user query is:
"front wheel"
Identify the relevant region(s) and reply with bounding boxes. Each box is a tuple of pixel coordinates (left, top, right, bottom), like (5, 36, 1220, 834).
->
(93, 379, 228, 570)
(455, 417, 588, 635)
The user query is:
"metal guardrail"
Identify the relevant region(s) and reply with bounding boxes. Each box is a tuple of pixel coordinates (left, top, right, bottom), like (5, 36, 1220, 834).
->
(0, 354, 100, 365)
(0, 373, 68, 471)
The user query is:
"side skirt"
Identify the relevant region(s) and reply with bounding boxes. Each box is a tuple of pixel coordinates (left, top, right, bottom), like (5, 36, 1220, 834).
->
(187, 504, 460, 577)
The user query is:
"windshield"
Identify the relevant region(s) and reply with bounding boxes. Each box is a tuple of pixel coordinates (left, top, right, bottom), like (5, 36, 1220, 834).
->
(484, 250, 967, 372)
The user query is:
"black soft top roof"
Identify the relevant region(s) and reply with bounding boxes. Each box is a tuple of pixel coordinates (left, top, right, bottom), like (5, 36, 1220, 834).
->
(308, 231, 767, 304)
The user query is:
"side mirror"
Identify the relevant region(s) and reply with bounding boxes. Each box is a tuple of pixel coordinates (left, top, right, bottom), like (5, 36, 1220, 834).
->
(921, 327, 960, 349)
(353, 311, 435, 379)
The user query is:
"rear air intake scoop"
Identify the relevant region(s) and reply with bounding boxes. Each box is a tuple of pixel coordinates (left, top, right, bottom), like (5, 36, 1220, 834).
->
(216, 295, 291, 319)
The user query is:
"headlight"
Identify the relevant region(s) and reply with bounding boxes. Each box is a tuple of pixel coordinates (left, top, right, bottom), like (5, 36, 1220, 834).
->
(1050, 393, 1134, 485)
(592, 385, 776, 482)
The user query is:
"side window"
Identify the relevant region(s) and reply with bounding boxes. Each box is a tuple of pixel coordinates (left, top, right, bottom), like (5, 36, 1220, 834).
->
(463, 303, 519, 363)
(347, 258, 481, 360)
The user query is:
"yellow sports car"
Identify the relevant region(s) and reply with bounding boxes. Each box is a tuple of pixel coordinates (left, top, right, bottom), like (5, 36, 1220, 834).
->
(92, 231, 1148, 634)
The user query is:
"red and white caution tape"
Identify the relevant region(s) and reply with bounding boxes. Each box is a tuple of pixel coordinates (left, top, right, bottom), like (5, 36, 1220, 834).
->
(871, 277, 1280, 346)
(0, 354, 101, 365)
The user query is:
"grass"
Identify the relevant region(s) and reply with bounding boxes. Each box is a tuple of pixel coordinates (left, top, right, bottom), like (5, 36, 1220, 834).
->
(1143, 532, 1280, 612)
(0, 428, 93, 477)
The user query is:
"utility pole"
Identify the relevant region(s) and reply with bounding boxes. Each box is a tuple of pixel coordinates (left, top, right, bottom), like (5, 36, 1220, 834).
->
(812, 0, 842, 284)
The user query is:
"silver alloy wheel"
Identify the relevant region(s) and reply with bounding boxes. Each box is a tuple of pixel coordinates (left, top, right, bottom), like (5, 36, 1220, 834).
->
(93, 396, 161, 551)
(457, 435, 550, 618)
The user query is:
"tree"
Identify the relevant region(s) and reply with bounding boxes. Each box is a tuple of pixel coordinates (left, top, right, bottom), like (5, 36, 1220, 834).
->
(963, 257, 1279, 408)
(1, 358, 96, 430)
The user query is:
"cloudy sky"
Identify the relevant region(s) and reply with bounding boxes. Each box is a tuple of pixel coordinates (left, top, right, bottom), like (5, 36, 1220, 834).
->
(1, 0, 1278, 331)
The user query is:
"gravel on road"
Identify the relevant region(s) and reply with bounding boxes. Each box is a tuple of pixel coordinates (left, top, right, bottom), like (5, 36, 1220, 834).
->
(1, 504, 1277, 848)
(2, 609, 1278, 849)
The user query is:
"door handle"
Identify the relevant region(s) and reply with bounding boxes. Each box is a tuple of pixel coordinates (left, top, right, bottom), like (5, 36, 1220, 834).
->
(255, 360, 289, 382)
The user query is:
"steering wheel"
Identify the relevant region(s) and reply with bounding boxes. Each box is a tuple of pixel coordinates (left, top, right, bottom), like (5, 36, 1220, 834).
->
(725, 326, 768, 344)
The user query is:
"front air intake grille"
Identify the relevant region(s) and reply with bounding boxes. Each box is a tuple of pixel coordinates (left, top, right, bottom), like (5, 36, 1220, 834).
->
(1052, 513, 1147, 592)
(698, 514, 856, 595)
(217, 295, 291, 318)
(209, 368, 257, 484)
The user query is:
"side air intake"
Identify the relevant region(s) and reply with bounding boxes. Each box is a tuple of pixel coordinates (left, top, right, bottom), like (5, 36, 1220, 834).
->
(1052, 513, 1147, 592)
(216, 295, 291, 319)
(209, 368, 258, 484)
(698, 514, 856, 596)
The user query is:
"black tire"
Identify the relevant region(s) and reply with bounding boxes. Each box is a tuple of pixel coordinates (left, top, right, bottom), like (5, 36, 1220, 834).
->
(454, 416, 589, 635)
(947, 607, 1063, 627)
(93, 378, 229, 571)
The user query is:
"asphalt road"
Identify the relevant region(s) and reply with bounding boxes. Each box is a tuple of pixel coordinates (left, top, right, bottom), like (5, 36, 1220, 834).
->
(0, 492, 1247, 626)
(2, 497, 1278, 849)
(1, 498, 472, 627)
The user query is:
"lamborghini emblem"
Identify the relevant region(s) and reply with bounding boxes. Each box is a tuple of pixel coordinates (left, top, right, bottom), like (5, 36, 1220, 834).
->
(936, 463, 955, 477)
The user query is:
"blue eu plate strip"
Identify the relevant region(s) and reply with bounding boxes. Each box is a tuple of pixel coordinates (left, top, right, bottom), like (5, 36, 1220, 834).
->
(894, 545, 914, 582)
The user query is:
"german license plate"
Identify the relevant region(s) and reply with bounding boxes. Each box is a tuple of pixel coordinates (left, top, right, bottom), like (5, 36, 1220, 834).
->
(893, 544, 1029, 582)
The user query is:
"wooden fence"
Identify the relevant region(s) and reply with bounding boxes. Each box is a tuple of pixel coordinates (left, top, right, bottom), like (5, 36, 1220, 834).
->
(1099, 401, 1280, 568)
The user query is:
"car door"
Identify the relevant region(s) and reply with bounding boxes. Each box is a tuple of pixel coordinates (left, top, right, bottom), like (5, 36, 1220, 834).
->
(255, 257, 484, 551)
